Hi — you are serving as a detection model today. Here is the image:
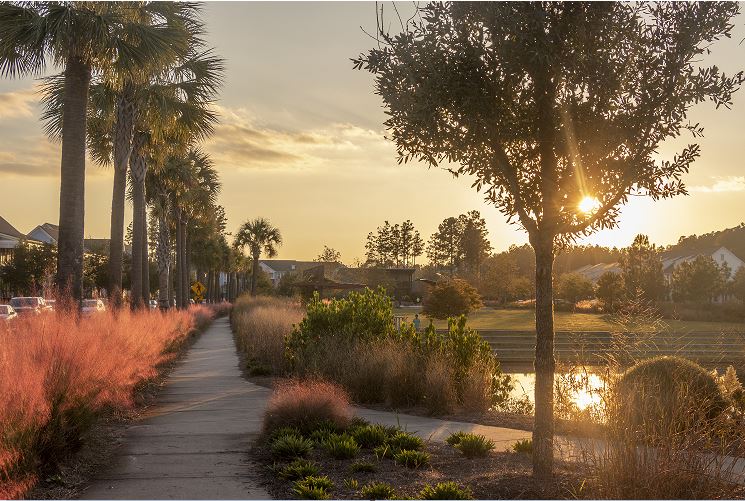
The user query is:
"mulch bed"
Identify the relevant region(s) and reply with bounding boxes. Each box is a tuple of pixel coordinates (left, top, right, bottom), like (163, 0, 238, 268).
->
(254, 439, 584, 500)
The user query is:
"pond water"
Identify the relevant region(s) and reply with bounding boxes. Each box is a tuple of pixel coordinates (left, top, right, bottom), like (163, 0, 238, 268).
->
(505, 371, 607, 411)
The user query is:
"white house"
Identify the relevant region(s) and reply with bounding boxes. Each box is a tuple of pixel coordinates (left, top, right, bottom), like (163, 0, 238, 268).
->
(26, 222, 59, 245)
(0, 215, 24, 266)
(573, 262, 622, 284)
(661, 245, 744, 281)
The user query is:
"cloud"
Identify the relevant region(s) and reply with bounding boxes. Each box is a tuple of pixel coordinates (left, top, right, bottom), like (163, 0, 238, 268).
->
(0, 137, 106, 178)
(0, 87, 38, 119)
(690, 176, 745, 193)
(205, 105, 392, 172)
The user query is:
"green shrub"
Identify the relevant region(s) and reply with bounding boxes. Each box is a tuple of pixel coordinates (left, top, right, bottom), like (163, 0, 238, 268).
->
(419, 481, 473, 500)
(323, 433, 360, 459)
(268, 426, 301, 443)
(387, 431, 423, 451)
(512, 438, 532, 454)
(445, 431, 467, 446)
(351, 424, 388, 448)
(350, 460, 377, 473)
(343, 478, 359, 490)
(292, 476, 334, 500)
(278, 459, 320, 481)
(360, 481, 397, 500)
(614, 356, 728, 439)
(309, 428, 335, 445)
(373, 444, 395, 459)
(394, 449, 430, 468)
(271, 434, 314, 459)
(453, 433, 494, 458)
(421, 278, 483, 319)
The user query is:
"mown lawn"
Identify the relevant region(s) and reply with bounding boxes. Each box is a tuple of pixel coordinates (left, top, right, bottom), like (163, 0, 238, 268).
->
(394, 307, 745, 333)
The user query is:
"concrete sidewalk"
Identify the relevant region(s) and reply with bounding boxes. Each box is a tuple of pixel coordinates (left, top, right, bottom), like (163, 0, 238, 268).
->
(80, 317, 272, 500)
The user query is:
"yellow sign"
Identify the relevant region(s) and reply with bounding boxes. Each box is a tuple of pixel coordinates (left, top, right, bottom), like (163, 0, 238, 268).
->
(191, 281, 206, 297)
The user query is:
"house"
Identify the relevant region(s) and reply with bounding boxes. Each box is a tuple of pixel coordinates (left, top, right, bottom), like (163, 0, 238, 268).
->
(333, 267, 417, 299)
(573, 262, 622, 284)
(259, 260, 345, 287)
(0, 215, 24, 266)
(26, 222, 59, 245)
(661, 245, 744, 281)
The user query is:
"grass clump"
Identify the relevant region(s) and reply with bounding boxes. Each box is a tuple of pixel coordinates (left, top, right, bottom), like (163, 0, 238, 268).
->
(445, 431, 467, 446)
(263, 378, 352, 436)
(277, 458, 319, 481)
(351, 424, 388, 448)
(419, 481, 473, 500)
(387, 431, 423, 451)
(292, 475, 334, 500)
(512, 438, 532, 454)
(271, 433, 314, 459)
(454, 433, 494, 458)
(360, 481, 397, 500)
(373, 444, 395, 459)
(394, 449, 430, 468)
(323, 433, 360, 459)
(350, 460, 377, 473)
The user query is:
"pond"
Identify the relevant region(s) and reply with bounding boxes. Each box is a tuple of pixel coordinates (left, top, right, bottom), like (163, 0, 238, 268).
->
(505, 371, 608, 412)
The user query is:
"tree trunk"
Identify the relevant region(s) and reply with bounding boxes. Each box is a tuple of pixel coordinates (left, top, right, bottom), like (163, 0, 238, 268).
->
(156, 211, 170, 310)
(56, 55, 91, 307)
(108, 83, 136, 308)
(129, 132, 147, 310)
(141, 204, 150, 306)
(251, 254, 260, 296)
(182, 220, 190, 307)
(175, 209, 183, 309)
(532, 236, 555, 481)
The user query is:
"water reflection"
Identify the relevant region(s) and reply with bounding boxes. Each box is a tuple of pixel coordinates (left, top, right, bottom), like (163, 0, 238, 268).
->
(506, 372, 607, 412)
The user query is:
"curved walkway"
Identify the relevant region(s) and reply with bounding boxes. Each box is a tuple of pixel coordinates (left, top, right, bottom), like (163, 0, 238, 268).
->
(80, 317, 272, 499)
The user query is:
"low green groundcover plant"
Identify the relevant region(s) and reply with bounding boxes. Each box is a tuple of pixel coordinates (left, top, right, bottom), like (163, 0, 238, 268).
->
(323, 433, 360, 459)
(373, 444, 395, 459)
(394, 449, 430, 468)
(351, 424, 388, 448)
(350, 460, 377, 473)
(360, 481, 397, 500)
(278, 458, 320, 481)
(271, 433, 314, 459)
(453, 433, 494, 458)
(512, 438, 532, 454)
(445, 431, 467, 446)
(419, 481, 473, 500)
(292, 475, 334, 500)
(387, 431, 423, 451)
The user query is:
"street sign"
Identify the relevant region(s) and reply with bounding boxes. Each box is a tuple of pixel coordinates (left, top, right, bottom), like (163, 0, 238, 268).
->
(191, 281, 206, 297)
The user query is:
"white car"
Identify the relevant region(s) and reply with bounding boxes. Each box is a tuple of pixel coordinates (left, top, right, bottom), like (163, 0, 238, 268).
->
(9, 297, 52, 316)
(149, 299, 158, 309)
(0, 304, 17, 321)
(82, 299, 106, 315)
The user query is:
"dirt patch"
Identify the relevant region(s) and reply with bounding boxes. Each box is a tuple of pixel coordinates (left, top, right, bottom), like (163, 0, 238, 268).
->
(254, 439, 583, 500)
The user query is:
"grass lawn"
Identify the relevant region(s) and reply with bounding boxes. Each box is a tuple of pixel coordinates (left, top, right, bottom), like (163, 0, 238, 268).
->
(394, 307, 745, 333)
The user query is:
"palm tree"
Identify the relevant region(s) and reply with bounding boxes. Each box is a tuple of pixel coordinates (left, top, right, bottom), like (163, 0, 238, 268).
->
(234, 219, 283, 296)
(0, 2, 183, 306)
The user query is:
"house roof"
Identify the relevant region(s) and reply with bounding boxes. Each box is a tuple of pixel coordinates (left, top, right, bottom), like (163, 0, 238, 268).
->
(572, 262, 621, 283)
(660, 245, 740, 273)
(39, 222, 59, 242)
(0, 215, 23, 239)
(260, 260, 343, 274)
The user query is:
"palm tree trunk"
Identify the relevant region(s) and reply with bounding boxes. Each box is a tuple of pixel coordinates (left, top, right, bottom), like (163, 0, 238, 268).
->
(532, 236, 555, 480)
(251, 254, 260, 296)
(156, 211, 170, 310)
(108, 83, 136, 308)
(129, 132, 147, 310)
(175, 209, 183, 309)
(182, 220, 190, 307)
(141, 204, 149, 305)
(56, 55, 91, 307)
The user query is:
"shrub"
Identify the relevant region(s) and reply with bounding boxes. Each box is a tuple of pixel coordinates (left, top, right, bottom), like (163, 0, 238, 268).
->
(360, 481, 396, 500)
(512, 439, 532, 454)
(453, 433, 494, 458)
(271, 434, 314, 459)
(421, 278, 483, 319)
(263, 379, 351, 436)
(349, 460, 377, 473)
(323, 433, 360, 459)
(387, 432, 423, 451)
(278, 459, 319, 481)
(556, 273, 595, 305)
(343, 478, 359, 490)
(394, 449, 430, 468)
(373, 444, 395, 459)
(231, 295, 303, 374)
(292, 475, 334, 499)
(614, 356, 727, 440)
(419, 481, 473, 500)
(445, 431, 467, 446)
(351, 425, 388, 449)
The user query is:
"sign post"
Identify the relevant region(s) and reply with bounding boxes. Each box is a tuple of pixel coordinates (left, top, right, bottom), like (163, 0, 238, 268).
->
(191, 281, 207, 303)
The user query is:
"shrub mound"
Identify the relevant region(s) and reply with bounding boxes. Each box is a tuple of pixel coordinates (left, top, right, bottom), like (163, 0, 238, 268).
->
(263, 379, 351, 436)
(419, 481, 473, 500)
(360, 481, 396, 500)
(614, 356, 727, 438)
(453, 433, 494, 458)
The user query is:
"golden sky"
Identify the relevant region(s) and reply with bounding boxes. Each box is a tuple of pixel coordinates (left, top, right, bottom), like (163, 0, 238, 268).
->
(1, 2, 744, 262)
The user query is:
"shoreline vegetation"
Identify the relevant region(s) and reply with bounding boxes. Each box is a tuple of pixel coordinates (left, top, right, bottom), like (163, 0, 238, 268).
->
(0, 304, 229, 499)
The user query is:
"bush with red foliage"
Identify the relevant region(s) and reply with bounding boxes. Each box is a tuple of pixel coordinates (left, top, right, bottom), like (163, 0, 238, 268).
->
(0, 306, 214, 499)
(263, 379, 352, 436)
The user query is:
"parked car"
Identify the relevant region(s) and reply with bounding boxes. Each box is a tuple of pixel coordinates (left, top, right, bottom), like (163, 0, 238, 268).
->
(0, 304, 17, 321)
(149, 299, 158, 309)
(81, 299, 106, 316)
(9, 297, 51, 315)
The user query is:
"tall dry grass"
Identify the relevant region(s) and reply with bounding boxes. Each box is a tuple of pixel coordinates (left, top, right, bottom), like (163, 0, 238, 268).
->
(0, 305, 215, 499)
(231, 295, 304, 375)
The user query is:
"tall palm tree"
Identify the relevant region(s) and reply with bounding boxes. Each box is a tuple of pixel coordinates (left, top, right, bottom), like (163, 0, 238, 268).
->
(0, 2, 183, 306)
(234, 219, 283, 296)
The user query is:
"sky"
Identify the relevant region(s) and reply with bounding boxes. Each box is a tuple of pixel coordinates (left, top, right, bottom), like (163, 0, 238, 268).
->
(1, 2, 744, 263)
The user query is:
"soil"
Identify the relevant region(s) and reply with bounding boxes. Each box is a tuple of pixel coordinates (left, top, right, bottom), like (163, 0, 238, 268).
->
(254, 439, 584, 500)
(25, 324, 206, 500)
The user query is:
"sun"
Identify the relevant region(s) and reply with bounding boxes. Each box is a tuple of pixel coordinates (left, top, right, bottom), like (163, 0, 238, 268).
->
(578, 196, 601, 214)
